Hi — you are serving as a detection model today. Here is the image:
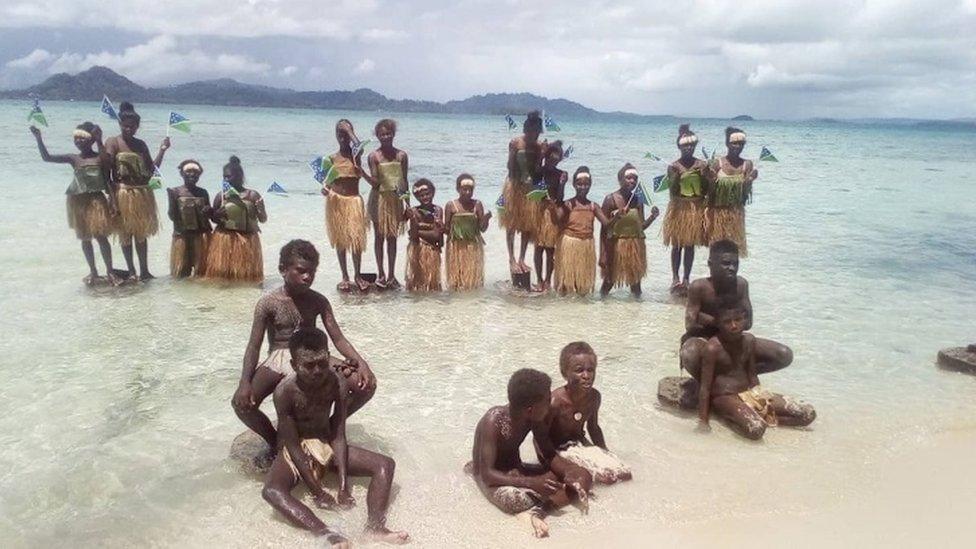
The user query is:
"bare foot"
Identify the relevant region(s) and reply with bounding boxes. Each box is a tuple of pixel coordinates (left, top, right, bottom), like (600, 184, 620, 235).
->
(140, 271, 156, 280)
(387, 277, 401, 290)
(519, 260, 531, 273)
(322, 531, 349, 548)
(83, 274, 98, 286)
(365, 525, 410, 545)
(375, 275, 388, 289)
(354, 276, 371, 292)
(517, 510, 549, 538)
(531, 283, 545, 293)
(509, 258, 520, 274)
(337, 280, 353, 292)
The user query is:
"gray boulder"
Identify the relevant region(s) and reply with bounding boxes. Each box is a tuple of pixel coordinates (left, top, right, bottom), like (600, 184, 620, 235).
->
(657, 376, 700, 411)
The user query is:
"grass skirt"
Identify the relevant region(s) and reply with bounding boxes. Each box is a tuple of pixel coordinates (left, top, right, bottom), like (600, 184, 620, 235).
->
(499, 177, 540, 235)
(405, 241, 442, 292)
(706, 206, 747, 257)
(325, 192, 368, 253)
(606, 237, 647, 288)
(446, 239, 484, 291)
(116, 185, 159, 241)
(535, 206, 560, 248)
(662, 196, 706, 247)
(203, 229, 263, 283)
(170, 232, 210, 278)
(554, 235, 595, 295)
(368, 190, 405, 238)
(66, 193, 112, 240)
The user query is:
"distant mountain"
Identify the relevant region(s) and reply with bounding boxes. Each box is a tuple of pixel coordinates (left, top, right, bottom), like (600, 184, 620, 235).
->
(0, 66, 666, 120)
(731, 115, 754, 121)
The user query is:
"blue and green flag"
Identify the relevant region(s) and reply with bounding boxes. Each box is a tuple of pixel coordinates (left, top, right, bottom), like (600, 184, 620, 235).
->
(652, 173, 669, 192)
(644, 152, 662, 161)
(147, 166, 163, 190)
(633, 182, 651, 206)
(267, 181, 287, 194)
(101, 95, 118, 120)
(168, 111, 191, 134)
(563, 144, 574, 159)
(505, 114, 517, 130)
(310, 156, 339, 186)
(759, 146, 778, 162)
(27, 99, 47, 127)
(543, 113, 560, 132)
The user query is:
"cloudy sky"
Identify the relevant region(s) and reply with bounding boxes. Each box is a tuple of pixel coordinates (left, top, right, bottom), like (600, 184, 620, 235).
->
(2, 0, 975, 119)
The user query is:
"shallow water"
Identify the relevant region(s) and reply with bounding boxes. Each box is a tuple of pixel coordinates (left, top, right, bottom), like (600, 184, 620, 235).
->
(1, 101, 975, 547)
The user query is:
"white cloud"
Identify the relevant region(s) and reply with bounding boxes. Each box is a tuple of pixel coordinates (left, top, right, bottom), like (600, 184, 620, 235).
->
(6, 49, 53, 69)
(280, 65, 298, 76)
(354, 58, 376, 74)
(360, 28, 408, 43)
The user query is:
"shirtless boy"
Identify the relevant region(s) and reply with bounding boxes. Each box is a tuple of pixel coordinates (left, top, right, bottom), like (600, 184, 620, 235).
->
(470, 368, 592, 538)
(544, 342, 632, 484)
(262, 327, 409, 546)
(232, 240, 377, 457)
(681, 239, 794, 377)
(697, 307, 816, 440)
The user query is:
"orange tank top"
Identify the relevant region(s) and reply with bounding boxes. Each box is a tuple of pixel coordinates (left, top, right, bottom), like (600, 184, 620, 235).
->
(564, 201, 596, 240)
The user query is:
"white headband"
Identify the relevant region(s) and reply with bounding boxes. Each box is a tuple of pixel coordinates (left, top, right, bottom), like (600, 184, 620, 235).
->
(181, 162, 202, 173)
(678, 135, 698, 146)
(458, 178, 475, 187)
(73, 129, 92, 139)
(728, 132, 746, 143)
(623, 168, 639, 178)
(575, 172, 591, 181)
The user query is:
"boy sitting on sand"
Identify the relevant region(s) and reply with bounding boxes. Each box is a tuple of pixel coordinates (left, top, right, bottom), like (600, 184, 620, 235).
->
(697, 307, 816, 440)
(262, 328, 408, 546)
(543, 342, 632, 484)
(470, 368, 592, 538)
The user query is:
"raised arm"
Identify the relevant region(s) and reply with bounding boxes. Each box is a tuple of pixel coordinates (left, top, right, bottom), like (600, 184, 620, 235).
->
(641, 203, 660, 230)
(30, 127, 75, 165)
(152, 137, 169, 169)
(252, 191, 268, 223)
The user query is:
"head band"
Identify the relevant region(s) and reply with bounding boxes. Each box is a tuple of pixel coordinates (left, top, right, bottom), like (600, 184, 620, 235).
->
(459, 178, 475, 188)
(73, 130, 92, 139)
(623, 168, 639, 178)
(181, 162, 202, 173)
(728, 132, 746, 143)
(574, 173, 591, 181)
(678, 135, 698, 146)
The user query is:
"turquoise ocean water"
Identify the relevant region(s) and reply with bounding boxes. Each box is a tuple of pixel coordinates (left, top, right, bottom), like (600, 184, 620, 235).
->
(0, 100, 974, 547)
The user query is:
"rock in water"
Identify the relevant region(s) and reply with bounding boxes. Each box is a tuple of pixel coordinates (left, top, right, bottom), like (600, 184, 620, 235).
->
(229, 429, 273, 476)
(937, 346, 976, 375)
(657, 376, 700, 411)
(511, 271, 531, 291)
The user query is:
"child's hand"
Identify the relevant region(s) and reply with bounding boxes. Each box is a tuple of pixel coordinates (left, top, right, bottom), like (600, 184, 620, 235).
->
(159, 136, 170, 151)
(650, 205, 660, 218)
(320, 185, 331, 196)
(29, 126, 41, 137)
(530, 477, 564, 497)
(314, 491, 338, 509)
(337, 487, 356, 509)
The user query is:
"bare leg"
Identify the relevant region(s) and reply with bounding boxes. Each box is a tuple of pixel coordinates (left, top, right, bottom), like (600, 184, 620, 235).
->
(506, 228, 518, 272)
(670, 247, 681, 284)
(336, 249, 351, 289)
(373, 232, 386, 285)
(599, 279, 613, 296)
(630, 282, 642, 297)
(755, 337, 794, 374)
(386, 236, 400, 287)
(682, 246, 695, 284)
(80, 239, 99, 283)
(544, 248, 555, 290)
(232, 367, 285, 450)
(680, 337, 707, 380)
(346, 445, 410, 543)
(768, 393, 816, 426)
(518, 233, 531, 272)
(262, 455, 349, 546)
(711, 394, 767, 440)
(135, 238, 153, 279)
(95, 236, 115, 283)
(120, 235, 137, 276)
(532, 245, 544, 290)
(352, 252, 368, 291)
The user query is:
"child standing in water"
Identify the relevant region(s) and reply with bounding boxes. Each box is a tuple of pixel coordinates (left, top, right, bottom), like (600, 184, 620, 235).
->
(203, 156, 266, 284)
(166, 160, 211, 278)
(501, 111, 545, 275)
(697, 306, 816, 440)
(663, 124, 708, 294)
(532, 141, 566, 292)
(104, 102, 170, 280)
(599, 163, 660, 297)
(232, 240, 376, 459)
(322, 119, 370, 292)
(30, 123, 118, 285)
(262, 327, 408, 546)
(445, 174, 491, 291)
(404, 179, 444, 292)
(543, 342, 632, 484)
(552, 167, 614, 296)
(366, 118, 408, 289)
(705, 127, 757, 256)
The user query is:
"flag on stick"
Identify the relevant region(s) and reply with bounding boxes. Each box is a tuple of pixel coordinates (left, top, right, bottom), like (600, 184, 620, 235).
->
(505, 114, 517, 130)
(101, 95, 118, 120)
(543, 113, 560, 132)
(563, 144, 574, 159)
(310, 156, 339, 186)
(643, 152, 662, 161)
(168, 111, 191, 134)
(652, 173, 670, 193)
(267, 181, 287, 194)
(759, 146, 778, 162)
(27, 99, 48, 127)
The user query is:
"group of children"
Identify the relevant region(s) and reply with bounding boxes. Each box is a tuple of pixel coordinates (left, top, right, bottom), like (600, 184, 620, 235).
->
(221, 235, 815, 546)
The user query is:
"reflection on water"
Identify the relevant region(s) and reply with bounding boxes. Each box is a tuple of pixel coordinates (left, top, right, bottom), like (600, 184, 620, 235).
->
(0, 102, 975, 546)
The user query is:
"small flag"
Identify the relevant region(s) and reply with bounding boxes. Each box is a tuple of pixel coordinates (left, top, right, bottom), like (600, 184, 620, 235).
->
(168, 111, 191, 134)
(310, 156, 338, 186)
(564, 144, 574, 159)
(101, 95, 118, 120)
(147, 166, 163, 190)
(759, 146, 778, 162)
(643, 152, 662, 161)
(526, 180, 548, 201)
(505, 114, 517, 130)
(267, 181, 287, 194)
(27, 99, 48, 127)
(633, 182, 651, 206)
(496, 194, 506, 211)
(351, 138, 370, 158)
(419, 204, 438, 218)
(543, 113, 560, 132)
(700, 146, 709, 159)
(222, 180, 240, 197)
(652, 173, 670, 193)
